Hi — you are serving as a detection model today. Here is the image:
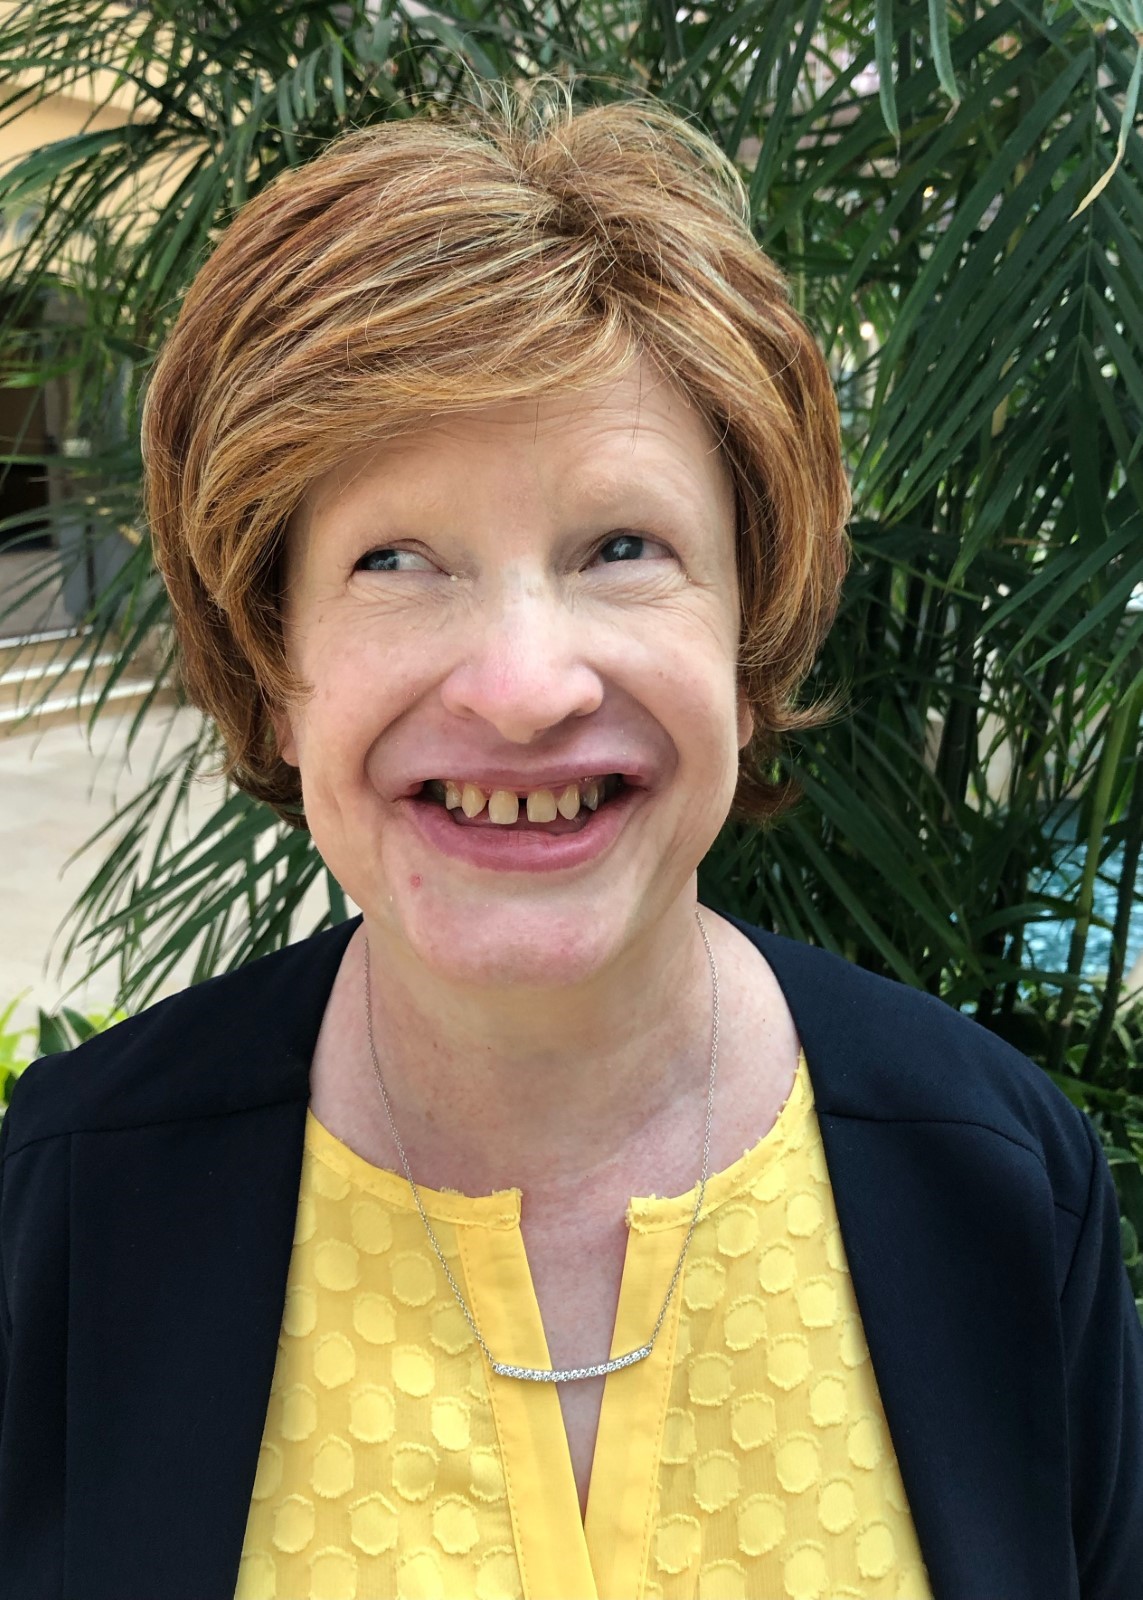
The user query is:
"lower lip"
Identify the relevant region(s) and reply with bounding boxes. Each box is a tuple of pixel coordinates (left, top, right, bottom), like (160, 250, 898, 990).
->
(399, 787, 640, 873)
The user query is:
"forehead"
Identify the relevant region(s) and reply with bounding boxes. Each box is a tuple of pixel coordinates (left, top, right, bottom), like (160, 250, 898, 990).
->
(299, 358, 735, 526)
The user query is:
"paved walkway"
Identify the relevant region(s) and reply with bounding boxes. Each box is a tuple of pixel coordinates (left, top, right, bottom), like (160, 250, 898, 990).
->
(0, 705, 228, 1039)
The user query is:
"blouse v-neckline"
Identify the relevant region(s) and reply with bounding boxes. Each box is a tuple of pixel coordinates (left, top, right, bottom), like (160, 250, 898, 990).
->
(302, 1053, 813, 1597)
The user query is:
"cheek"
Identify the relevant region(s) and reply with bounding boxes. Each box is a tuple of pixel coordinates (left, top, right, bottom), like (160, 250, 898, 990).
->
(634, 637, 743, 785)
(289, 629, 382, 746)
(282, 662, 373, 783)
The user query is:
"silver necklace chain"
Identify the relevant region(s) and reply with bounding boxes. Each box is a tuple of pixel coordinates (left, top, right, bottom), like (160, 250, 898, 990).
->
(362, 907, 719, 1384)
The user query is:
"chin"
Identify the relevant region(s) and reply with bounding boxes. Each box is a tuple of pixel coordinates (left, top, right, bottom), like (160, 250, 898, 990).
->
(381, 885, 639, 992)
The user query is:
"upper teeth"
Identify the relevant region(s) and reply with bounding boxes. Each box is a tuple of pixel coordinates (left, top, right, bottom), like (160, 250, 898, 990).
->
(432, 777, 615, 823)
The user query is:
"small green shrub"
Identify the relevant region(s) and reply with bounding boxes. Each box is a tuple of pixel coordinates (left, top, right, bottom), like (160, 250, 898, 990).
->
(0, 1001, 124, 1115)
(0, 995, 35, 1109)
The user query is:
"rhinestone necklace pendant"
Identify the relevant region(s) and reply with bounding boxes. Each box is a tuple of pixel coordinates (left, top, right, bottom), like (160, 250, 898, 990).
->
(490, 1344, 653, 1383)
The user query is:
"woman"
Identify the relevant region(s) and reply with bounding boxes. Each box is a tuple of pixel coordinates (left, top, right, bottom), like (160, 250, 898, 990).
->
(0, 85, 1139, 1600)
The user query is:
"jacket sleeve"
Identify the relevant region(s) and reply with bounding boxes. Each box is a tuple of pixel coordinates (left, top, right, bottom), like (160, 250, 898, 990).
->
(0, 1085, 70, 1599)
(1062, 1111, 1143, 1598)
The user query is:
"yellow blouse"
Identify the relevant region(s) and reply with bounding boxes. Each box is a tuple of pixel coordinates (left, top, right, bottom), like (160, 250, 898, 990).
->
(237, 1054, 932, 1599)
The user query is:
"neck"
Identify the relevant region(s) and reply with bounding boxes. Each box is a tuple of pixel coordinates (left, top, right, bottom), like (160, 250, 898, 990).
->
(351, 898, 715, 1198)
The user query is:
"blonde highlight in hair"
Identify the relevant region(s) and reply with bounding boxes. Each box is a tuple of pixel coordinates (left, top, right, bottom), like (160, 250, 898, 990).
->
(144, 80, 850, 825)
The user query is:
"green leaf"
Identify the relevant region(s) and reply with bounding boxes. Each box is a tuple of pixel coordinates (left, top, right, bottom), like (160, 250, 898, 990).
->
(37, 1010, 72, 1058)
(927, 0, 961, 108)
(875, 0, 900, 143)
(1071, 40, 1143, 217)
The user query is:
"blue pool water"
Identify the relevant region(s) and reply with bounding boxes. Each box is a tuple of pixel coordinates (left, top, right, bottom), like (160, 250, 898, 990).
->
(1025, 841, 1143, 978)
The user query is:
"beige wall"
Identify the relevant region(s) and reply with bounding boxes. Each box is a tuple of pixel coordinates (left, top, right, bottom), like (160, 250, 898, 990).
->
(0, 0, 145, 171)
(0, 88, 129, 169)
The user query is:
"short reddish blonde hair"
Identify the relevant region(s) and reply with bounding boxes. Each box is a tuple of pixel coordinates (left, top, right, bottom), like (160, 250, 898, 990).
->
(143, 82, 849, 826)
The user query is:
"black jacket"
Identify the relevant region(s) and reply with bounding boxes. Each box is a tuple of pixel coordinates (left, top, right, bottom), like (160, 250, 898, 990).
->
(0, 915, 1140, 1599)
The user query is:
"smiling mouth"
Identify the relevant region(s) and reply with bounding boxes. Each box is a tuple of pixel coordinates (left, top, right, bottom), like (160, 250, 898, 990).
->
(417, 775, 626, 831)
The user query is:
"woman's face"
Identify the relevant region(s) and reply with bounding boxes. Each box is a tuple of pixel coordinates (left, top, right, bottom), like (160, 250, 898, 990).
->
(277, 357, 751, 990)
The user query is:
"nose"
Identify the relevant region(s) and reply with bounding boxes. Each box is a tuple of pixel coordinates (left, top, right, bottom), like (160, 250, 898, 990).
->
(438, 582, 604, 743)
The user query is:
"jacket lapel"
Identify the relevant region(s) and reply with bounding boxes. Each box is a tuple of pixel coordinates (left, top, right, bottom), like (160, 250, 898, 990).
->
(749, 924, 1077, 1600)
(63, 920, 357, 1600)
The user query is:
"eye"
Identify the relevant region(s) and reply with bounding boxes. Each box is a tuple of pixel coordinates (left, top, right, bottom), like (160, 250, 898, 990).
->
(591, 533, 672, 564)
(353, 547, 435, 574)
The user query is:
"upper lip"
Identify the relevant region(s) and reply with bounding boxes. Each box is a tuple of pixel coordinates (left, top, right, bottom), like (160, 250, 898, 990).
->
(397, 762, 651, 797)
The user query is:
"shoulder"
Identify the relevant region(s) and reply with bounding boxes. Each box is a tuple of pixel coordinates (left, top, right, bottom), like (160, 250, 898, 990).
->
(728, 916, 1097, 1220)
(1, 918, 358, 1157)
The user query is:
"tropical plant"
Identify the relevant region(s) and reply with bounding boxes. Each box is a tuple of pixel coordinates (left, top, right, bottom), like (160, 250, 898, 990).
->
(0, 994, 34, 1108)
(0, 993, 122, 1109)
(1, 0, 1141, 1296)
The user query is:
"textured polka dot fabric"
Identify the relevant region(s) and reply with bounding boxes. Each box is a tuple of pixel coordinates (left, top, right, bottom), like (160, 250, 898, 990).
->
(236, 1056, 932, 1598)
